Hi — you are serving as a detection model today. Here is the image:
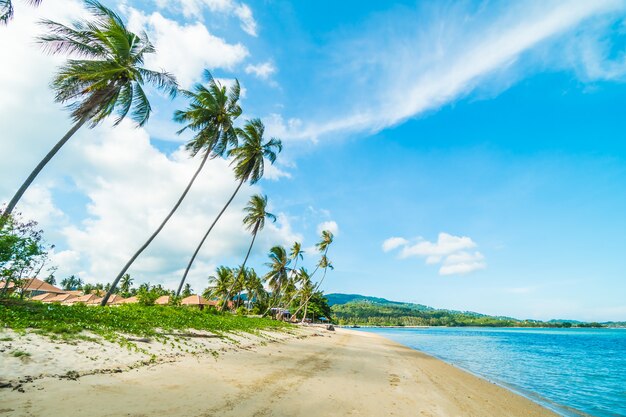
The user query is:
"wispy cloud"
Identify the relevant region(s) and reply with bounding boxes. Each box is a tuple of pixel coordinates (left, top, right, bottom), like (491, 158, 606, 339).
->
(274, 0, 626, 142)
(383, 233, 486, 276)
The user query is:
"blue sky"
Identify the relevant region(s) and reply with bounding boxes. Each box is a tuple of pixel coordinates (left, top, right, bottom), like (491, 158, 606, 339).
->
(2, 0, 626, 321)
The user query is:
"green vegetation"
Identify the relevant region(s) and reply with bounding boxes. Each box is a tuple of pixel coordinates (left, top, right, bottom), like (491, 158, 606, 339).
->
(11, 350, 31, 358)
(330, 296, 605, 328)
(0, 300, 291, 341)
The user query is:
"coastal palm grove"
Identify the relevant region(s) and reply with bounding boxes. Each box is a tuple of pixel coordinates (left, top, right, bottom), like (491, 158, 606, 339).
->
(0, 0, 334, 322)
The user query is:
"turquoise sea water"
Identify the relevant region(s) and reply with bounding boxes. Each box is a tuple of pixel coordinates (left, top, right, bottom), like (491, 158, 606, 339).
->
(358, 327, 626, 417)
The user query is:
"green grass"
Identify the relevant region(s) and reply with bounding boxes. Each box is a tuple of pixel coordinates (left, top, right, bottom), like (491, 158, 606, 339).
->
(0, 300, 292, 341)
(11, 350, 30, 358)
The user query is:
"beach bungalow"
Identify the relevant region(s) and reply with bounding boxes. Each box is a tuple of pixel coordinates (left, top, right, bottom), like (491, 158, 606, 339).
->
(30, 292, 58, 302)
(103, 294, 125, 304)
(115, 296, 138, 304)
(181, 295, 211, 310)
(154, 295, 171, 305)
(0, 278, 65, 297)
(45, 293, 78, 303)
(65, 293, 101, 305)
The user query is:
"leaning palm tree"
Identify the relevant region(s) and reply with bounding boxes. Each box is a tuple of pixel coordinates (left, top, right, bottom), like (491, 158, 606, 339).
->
(0, 0, 41, 24)
(102, 72, 240, 305)
(282, 242, 305, 308)
(220, 194, 276, 311)
(297, 268, 314, 322)
(1, 0, 177, 228)
(263, 245, 290, 309)
(291, 230, 334, 318)
(176, 119, 282, 295)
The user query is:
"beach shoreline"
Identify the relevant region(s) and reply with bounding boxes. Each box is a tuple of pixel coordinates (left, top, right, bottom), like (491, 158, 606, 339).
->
(0, 326, 558, 417)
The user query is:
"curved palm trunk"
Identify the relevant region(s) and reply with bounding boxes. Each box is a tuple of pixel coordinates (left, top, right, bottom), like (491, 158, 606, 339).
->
(301, 300, 309, 323)
(220, 230, 257, 311)
(292, 264, 329, 320)
(1, 116, 89, 229)
(176, 178, 245, 296)
(101, 150, 212, 306)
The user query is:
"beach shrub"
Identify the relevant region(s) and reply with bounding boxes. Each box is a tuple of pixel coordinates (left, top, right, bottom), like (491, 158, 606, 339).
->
(0, 299, 292, 341)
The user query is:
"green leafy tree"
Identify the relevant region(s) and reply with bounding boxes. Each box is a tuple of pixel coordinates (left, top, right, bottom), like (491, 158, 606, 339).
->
(178, 119, 282, 295)
(104, 71, 240, 304)
(0, 214, 50, 295)
(221, 194, 276, 311)
(1, 0, 177, 229)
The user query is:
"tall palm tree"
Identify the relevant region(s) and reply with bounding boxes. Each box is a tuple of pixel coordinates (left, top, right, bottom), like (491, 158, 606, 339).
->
(264, 245, 290, 308)
(291, 230, 334, 318)
(177, 119, 282, 295)
(297, 268, 314, 322)
(0, 0, 41, 24)
(220, 194, 276, 311)
(1, 0, 177, 228)
(282, 242, 305, 308)
(102, 72, 240, 305)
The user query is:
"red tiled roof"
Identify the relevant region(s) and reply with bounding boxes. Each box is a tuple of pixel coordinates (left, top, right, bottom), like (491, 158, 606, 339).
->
(0, 278, 65, 294)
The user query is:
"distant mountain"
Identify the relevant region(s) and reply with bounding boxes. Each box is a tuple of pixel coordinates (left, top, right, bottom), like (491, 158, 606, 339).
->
(325, 293, 432, 310)
(327, 293, 605, 328)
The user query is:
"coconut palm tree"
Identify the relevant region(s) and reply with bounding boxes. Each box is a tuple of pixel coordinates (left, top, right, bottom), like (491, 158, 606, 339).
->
(177, 119, 282, 295)
(0, 0, 41, 24)
(282, 242, 305, 308)
(244, 268, 265, 311)
(220, 194, 276, 311)
(264, 245, 290, 308)
(102, 72, 240, 305)
(291, 230, 334, 318)
(1, 0, 177, 228)
(297, 268, 314, 322)
(203, 266, 233, 305)
(119, 273, 133, 297)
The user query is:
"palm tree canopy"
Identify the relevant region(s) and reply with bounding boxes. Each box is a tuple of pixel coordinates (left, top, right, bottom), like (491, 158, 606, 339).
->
(38, 0, 177, 126)
(1, 0, 42, 24)
(242, 194, 276, 235)
(318, 255, 334, 270)
(290, 241, 304, 262)
(264, 245, 290, 292)
(174, 70, 241, 159)
(316, 230, 334, 253)
(229, 119, 282, 185)
(205, 266, 233, 299)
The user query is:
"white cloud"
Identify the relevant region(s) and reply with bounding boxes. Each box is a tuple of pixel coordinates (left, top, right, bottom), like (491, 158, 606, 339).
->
(156, 0, 258, 36)
(234, 4, 257, 37)
(317, 220, 339, 236)
(384, 233, 486, 276)
(124, 8, 249, 88)
(382, 237, 409, 252)
(245, 61, 276, 80)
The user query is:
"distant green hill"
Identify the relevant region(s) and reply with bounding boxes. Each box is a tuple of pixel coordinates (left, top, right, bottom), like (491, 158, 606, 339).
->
(327, 293, 605, 328)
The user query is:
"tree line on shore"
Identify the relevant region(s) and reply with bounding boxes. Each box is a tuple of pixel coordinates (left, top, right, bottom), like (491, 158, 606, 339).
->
(332, 301, 605, 328)
(0, 0, 335, 319)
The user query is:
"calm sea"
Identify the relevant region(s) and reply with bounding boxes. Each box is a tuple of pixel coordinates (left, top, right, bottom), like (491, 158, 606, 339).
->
(359, 327, 626, 417)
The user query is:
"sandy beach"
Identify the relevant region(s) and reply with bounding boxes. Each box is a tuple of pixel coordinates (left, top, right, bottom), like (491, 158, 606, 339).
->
(0, 327, 557, 417)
